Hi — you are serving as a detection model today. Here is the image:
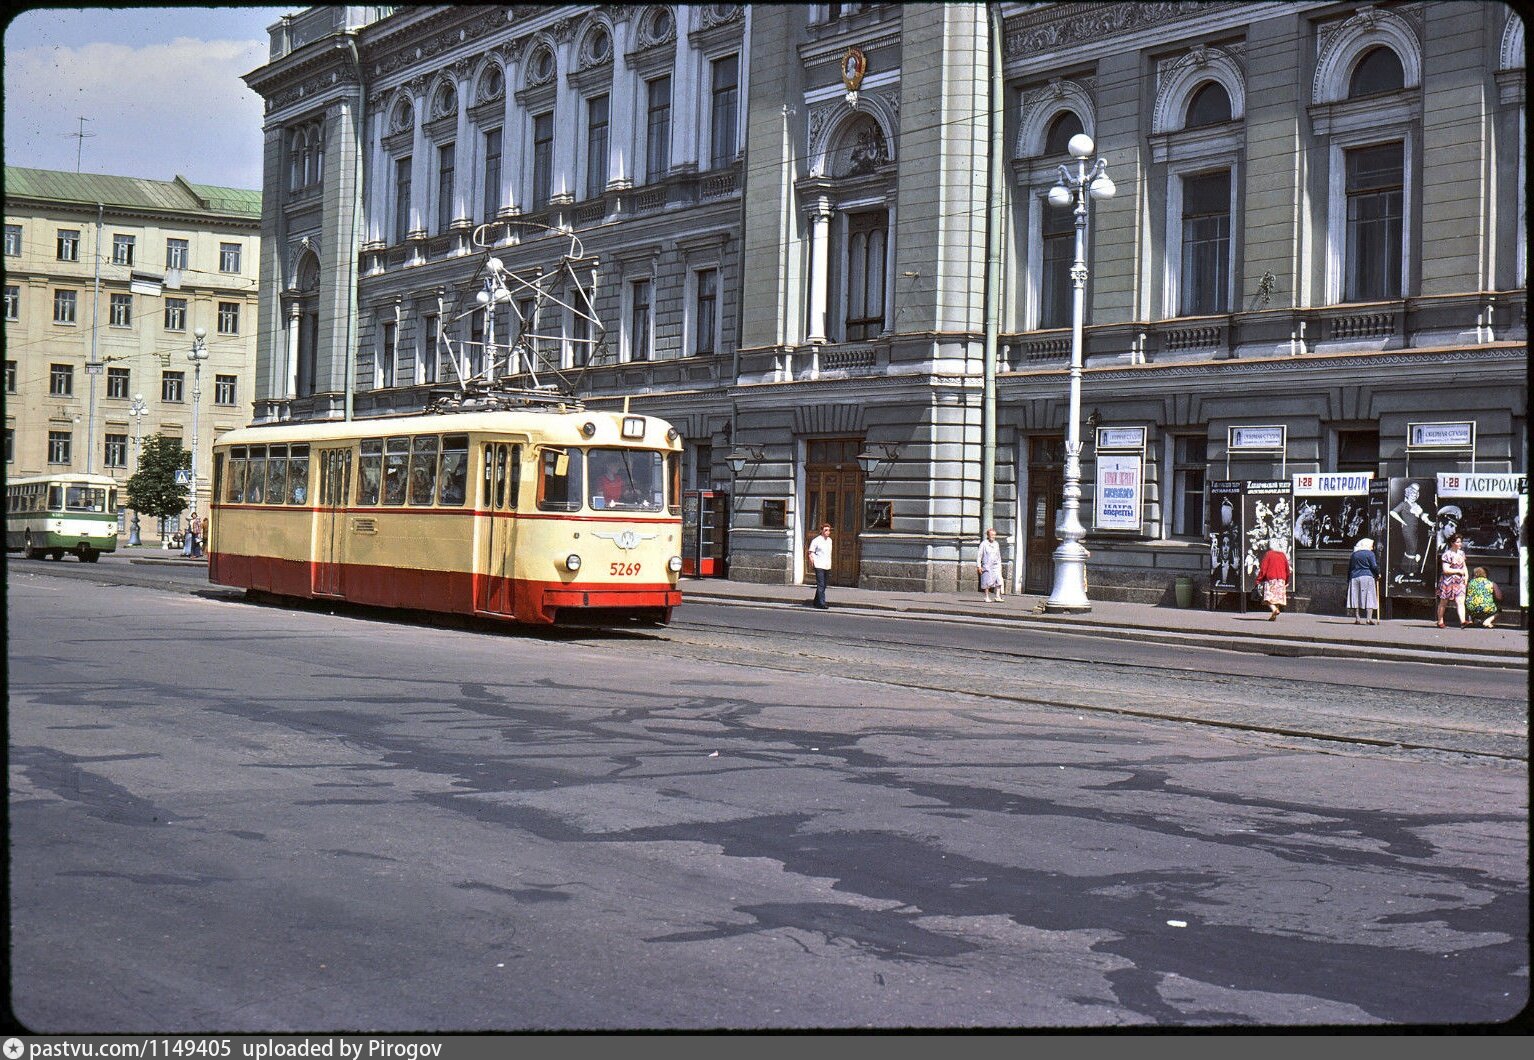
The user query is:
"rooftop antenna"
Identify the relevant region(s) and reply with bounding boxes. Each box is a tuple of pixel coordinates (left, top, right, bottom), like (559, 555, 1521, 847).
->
(70, 117, 96, 172)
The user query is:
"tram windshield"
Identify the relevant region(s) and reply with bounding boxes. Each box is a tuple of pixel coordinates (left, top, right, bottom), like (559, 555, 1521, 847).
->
(588, 449, 665, 512)
(63, 486, 109, 513)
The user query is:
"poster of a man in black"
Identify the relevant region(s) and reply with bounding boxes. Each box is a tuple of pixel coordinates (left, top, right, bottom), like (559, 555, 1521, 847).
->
(1386, 478, 1436, 597)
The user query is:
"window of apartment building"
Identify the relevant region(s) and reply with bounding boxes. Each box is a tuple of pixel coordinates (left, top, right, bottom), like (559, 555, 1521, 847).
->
(532, 112, 554, 207)
(569, 312, 590, 369)
(107, 366, 130, 398)
(1335, 429, 1380, 475)
(825, 3, 865, 19)
(1349, 46, 1405, 98)
(394, 155, 413, 243)
(109, 292, 132, 327)
(53, 289, 78, 324)
(1045, 110, 1084, 157)
(219, 242, 242, 272)
(1180, 170, 1231, 316)
(709, 56, 739, 169)
(56, 229, 80, 261)
(585, 95, 609, 200)
(436, 142, 455, 233)
(844, 211, 888, 341)
(50, 363, 74, 396)
(48, 430, 72, 465)
(1185, 82, 1232, 128)
(105, 433, 128, 469)
(628, 278, 652, 362)
(166, 238, 188, 270)
(110, 234, 134, 266)
(5, 428, 12, 463)
(3, 284, 18, 321)
(4, 224, 20, 257)
(468, 314, 485, 377)
(5, 360, 16, 393)
(1169, 435, 1207, 537)
(1039, 199, 1074, 329)
(379, 319, 397, 388)
(162, 370, 184, 402)
(214, 374, 237, 406)
(482, 128, 502, 223)
(646, 76, 671, 183)
(217, 301, 240, 335)
(693, 268, 718, 355)
(164, 297, 187, 331)
(422, 314, 439, 384)
(1344, 141, 1404, 302)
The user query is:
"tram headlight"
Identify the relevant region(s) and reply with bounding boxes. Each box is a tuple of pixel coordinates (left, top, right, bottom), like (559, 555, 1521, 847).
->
(565, 553, 582, 572)
(580, 421, 597, 438)
(668, 556, 683, 573)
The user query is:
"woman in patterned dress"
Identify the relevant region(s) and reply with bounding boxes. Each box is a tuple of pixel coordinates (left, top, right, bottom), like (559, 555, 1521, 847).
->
(1464, 566, 1503, 629)
(1256, 539, 1290, 622)
(1435, 532, 1468, 628)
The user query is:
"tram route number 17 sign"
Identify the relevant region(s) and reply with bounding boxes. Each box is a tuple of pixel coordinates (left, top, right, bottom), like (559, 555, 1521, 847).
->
(1093, 453, 1144, 531)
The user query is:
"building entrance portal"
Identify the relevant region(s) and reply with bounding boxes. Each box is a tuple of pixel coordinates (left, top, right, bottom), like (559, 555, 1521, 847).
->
(1025, 436, 1065, 594)
(804, 437, 864, 587)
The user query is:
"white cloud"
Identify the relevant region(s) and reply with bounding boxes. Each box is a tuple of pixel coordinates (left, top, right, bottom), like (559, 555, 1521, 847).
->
(4, 35, 269, 188)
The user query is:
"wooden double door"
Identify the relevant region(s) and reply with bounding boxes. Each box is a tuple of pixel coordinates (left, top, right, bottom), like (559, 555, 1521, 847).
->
(804, 438, 863, 587)
(1024, 436, 1064, 593)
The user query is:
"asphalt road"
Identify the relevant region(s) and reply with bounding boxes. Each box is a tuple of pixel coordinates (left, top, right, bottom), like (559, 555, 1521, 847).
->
(7, 562, 1530, 1030)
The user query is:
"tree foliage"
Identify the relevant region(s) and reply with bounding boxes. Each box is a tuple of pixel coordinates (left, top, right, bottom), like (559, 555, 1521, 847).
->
(125, 433, 191, 519)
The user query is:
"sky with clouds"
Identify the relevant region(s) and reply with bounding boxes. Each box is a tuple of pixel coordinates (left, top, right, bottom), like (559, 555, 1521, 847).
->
(4, 6, 292, 190)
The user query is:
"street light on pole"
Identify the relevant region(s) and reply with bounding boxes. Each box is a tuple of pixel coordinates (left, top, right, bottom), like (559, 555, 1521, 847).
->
(128, 392, 148, 545)
(187, 326, 208, 521)
(1044, 133, 1114, 613)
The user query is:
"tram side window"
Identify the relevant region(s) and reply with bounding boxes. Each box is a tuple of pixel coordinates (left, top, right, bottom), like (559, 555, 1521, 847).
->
(246, 446, 268, 504)
(288, 444, 310, 505)
(382, 437, 409, 505)
(438, 434, 469, 506)
(408, 436, 439, 506)
(537, 447, 583, 512)
(48, 486, 62, 511)
(267, 445, 290, 506)
(227, 447, 248, 503)
(667, 452, 681, 515)
(358, 439, 383, 505)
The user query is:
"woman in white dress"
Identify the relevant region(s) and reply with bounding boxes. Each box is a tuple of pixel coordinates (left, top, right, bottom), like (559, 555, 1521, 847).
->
(977, 527, 1004, 603)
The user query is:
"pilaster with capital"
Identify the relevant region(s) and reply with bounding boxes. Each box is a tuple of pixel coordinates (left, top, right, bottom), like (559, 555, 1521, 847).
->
(553, 41, 578, 202)
(608, 17, 636, 189)
(409, 86, 429, 236)
(452, 65, 472, 225)
(805, 196, 833, 344)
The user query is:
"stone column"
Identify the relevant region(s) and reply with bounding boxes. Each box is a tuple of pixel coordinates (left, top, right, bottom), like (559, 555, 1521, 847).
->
(672, 7, 701, 171)
(286, 299, 301, 397)
(553, 42, 578, 201)
(409, 85, 429, 234)
(806, 198, 832, 344)
(609, 19, 636, 188)
(452, 64, 471, 224)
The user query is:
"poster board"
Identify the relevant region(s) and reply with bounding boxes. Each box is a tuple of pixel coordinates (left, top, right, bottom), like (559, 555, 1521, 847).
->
(1292, 472, 1372, 550)
(1241, 480, 1295, 592)
(1208, 480, 1243, 592)
(1434, 473, 1524, 557)
(1093, 452, 1144, 531)
(1384, 477, 1438, 599)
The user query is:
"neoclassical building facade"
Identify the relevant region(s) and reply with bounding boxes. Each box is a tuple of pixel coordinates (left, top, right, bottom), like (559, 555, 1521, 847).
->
(243, 2, 1526, 608)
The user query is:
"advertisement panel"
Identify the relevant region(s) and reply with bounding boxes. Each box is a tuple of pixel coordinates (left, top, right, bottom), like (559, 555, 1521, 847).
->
(1241, 481, 1294, 591)
(1093, 453, 1144, 531)
(1292, 473, 1372, 550)
(1208, 480, 1243, 592)
(1385, 477, 1437, 599)
(1434, 473, 1525, 558)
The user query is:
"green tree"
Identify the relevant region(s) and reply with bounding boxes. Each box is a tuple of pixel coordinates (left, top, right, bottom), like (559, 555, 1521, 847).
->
(125, 433, 191, 521)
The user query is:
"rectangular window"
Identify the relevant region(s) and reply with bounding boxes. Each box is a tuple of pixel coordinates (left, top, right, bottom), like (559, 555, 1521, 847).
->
(5, 428, 12, 463)
(4, 224, 20, 256)
(537, 445, 584, 512)
(646, 76, 672, 183)
(357, 439, 383, 505)
(1336, 429, 1379, 475)
(48, 430, 71, 464)
(53, 289, 78, 324)
(166, 238, 189, 270)
(482, 128, 502, 223)
(6, 360, 16, 392)
(214, 374, 237, 405)
(217, 301, 240, 335)
(109, 292, 132, 327)
(380, 319, 397, 388)
(107, 366, 130, 398)
(162, 370, 184, 402)
(1180, 170, 1231, 316)
(219, 242, 242, 273)
(630, 278, 651, 362)
(1040, 203, 1074, 329)
(1345, 141, 1404, 302)
(438, 434, 469, 505)
(436, 141, 455, 233)
(532, 112, 554, 207)
(423, 315, 439, 384)
(382, 436, 409, 506)
(569, 313, 590, 368)
(50, 363, 74, 396)
(408, 435, 439, 506)
(164, 296, 187, 331)
(710, 56, 739, 169)
(56, 229, 80, 261)
(1171, 435, 1207, 537)
(585, 94, 609, 200)
(845, 210, 888, 341)
(266, 445, 290, 506)
(112, 234, 135, 266)
(3, 284, 17, 320)
(394, 155, 413, 243)
(287, 444, 310, 505)
(105, 433, 128, 469)
(694, 268, 718, 355)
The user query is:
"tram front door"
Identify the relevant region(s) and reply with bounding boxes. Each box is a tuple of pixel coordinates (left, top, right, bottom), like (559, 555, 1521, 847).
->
(804, 438, 863, 587)
(474, 442, 520, 615)
(313, 447, 350, 597)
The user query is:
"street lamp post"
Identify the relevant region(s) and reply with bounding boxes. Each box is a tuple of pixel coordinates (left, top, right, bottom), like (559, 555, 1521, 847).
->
(186, 327, 208, 524)
(127, 392, 148, 546)
(1044, 133, 1115, 614)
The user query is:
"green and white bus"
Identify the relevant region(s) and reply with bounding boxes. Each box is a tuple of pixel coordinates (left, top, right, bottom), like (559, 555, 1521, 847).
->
(5, 473, 120, 562)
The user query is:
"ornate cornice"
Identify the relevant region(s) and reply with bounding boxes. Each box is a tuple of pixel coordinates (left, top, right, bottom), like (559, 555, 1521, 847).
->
(1005, 1, 1239, 61)
(1007, 344, 1526, 385)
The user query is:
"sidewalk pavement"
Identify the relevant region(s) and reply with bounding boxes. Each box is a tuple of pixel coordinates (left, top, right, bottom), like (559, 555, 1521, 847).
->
(678, 576, 1528, 669)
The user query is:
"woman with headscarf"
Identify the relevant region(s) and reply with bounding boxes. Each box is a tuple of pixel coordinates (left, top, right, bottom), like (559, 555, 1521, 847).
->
(1256, 538, 1290, 622)
(1346, 537, 1380, 624)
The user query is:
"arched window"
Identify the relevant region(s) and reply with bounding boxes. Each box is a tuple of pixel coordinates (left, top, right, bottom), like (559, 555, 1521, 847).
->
(1043, 111, 1084, 156)
(1184, 82, 1232, 128)
(1348, 46, 1405, 98)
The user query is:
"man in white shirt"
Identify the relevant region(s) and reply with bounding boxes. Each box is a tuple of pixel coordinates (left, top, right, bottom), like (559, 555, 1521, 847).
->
(807, 523, 833, 609)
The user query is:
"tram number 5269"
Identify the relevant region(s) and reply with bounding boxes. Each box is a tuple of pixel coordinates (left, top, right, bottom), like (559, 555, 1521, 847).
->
(610, 561, 642, 576)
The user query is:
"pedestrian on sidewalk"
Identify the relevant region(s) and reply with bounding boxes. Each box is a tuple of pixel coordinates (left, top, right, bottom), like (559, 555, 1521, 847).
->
(977, 528, 1004, 603)
(1346, 536, 1380, 624)
(189, 512, 205, 559)
(1465, 567, 1503, 629)
(1436, 532, 1468, 628)
(181, 513, 197, 558)
(1256, 539, 1290, 622)
(807, 523, 833, 609)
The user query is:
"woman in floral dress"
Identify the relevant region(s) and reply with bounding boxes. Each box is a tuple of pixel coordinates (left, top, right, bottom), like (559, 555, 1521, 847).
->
(1435, 532, 1468, 628)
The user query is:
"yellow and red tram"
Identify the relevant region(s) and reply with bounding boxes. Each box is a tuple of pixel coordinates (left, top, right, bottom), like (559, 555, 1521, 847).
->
(209, 408, 685, 626)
